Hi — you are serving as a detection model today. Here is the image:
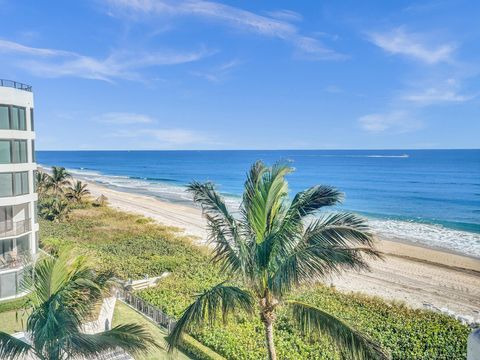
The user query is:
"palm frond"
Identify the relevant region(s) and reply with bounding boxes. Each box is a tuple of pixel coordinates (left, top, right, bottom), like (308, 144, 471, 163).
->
(289, 301, 390, 360)
(25, 252, 111, 354)
(289, 185, 344, 219)
(205, 214, 248, 276)
(269, 244, 379, 297)
(187, 181, 238, 237)
(304, 213, 378, 248)
(168, 283, 254, 352)
(0, 332, 34, 360)
(244, 162, 292, 242)
(187, 181, 251, 277)
(69, 323, 160, 357)
(259, 185, 344, 278)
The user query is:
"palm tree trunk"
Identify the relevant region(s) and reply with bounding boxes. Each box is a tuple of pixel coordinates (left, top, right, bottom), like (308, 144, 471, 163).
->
(264, 318, 277, 360)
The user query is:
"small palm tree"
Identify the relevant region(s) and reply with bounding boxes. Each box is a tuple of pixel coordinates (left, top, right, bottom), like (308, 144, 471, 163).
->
(0, 251, 159, 359)
(50, 166, 72, 194)
(39, 197, 70, 222)
(66, 180, 90, 203)
(168, 161, 388, 360)
(35, 170, 52, 196)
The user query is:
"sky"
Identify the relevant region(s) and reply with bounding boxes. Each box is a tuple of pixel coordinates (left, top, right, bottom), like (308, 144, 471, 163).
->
(0, 0, 479, 150)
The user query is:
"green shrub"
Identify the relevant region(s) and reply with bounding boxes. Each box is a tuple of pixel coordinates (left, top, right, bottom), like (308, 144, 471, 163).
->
(180, 334, 227, 360)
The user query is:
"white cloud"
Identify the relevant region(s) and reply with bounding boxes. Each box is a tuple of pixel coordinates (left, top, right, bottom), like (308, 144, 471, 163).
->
(358, 111, 420, 133)
(402, 79, 476, 105)
(0, 39, 212, 82)
(266, 9, 303, 22)
(403, 88, 474, 104)
(0, 39, 73, 57)
(367, 27, 455, 64)
(94, 112, 155, 124)
(105, 0, 344, 60)
(192, 59, 241, 82)
(110, 128, 208, 145)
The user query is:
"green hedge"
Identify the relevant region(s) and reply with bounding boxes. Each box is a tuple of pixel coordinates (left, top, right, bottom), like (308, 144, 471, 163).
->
(0, 297, 27, 313)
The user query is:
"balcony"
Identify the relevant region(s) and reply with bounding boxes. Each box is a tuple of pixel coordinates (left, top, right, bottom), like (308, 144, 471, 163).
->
(0, 252, 31, 272)
(0, 79, 32, 92)
(0, 219, 31, 238)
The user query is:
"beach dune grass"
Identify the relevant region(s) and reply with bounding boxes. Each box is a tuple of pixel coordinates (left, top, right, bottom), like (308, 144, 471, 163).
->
(39, 201, 471, 360)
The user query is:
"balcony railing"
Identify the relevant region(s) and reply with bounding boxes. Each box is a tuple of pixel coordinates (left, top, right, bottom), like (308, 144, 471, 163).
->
(0, 253, 32, 271)
(0, 219, 31, 238)
(0, 79, 32, 92)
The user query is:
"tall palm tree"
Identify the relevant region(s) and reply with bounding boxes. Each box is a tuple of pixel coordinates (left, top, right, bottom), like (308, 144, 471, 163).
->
(66, 180, 90, 203)
(35, 170, 52, 196)
(0, 252, 159, 360)
(49, 166, 72, 194)
(168, 161, 389, 360)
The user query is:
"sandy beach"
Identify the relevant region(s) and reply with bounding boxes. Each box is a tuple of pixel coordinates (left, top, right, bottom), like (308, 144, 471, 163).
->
(82, 179, 480, 319)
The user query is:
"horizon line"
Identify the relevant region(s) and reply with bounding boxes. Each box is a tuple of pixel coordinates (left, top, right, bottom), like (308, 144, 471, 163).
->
(36, 148, 480, 152)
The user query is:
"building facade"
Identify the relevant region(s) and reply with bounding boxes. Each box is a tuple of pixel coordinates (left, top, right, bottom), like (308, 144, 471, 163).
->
(0, 80, 38, 300)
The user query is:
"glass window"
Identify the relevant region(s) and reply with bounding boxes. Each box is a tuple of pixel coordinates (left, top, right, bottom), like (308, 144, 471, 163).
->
(0, 272, 17, 298)
(31, 140, 36, 162)
(14, 173, 22, 196)
(0, 106, 9, 129)
(11, 107, 19, 130)
(0, 206, 13, 233)
(0, 140, 11, 164)
(0, 238, 13, 258)
(16, 235, 30, 253)
(12, 140, 27, 163)
(0, 206, 13, 222)
(18, 108, 26, 130)
(30, 108, 34, 131)
(0, 173, 13, 197)
(21, 172, 29, 194)
(10, 107, 26, 130)
(13, 172, 28, 195)
(34, 201, 38, 222)
(20, 141, 27, 162)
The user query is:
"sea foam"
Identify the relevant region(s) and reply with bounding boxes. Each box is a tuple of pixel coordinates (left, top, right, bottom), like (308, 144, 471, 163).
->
(67, 167, 480, 259)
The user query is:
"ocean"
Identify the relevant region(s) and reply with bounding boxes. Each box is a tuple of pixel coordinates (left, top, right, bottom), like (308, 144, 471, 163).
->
(37, 149, 480, 258)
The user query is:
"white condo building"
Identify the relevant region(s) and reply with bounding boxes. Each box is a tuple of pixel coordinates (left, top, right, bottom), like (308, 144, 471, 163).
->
(0, 80, 38, 300)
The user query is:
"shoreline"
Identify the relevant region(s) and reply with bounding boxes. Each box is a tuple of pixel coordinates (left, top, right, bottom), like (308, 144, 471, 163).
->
(70, 176, 480, 319)
(77, 174, 480, 271)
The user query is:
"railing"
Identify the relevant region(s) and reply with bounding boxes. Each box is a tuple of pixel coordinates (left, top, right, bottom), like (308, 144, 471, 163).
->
(0, 79, 32, 92)
(117, 288, 177, 333)
(0, 253, 31, 271)
(0, 219, 31, 238)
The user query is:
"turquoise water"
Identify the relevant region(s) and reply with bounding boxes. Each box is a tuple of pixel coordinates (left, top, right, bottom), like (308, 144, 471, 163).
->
(37, 150, 480, 257)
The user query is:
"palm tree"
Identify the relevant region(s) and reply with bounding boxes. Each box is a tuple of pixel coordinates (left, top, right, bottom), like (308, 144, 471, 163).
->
(168, 161, 389, 360)
(0, 251, 159, 360)
(39, 197, 71, 222)
(49, 166, 72, 194)
(35, 170, 52, 196)
(66, 180, 90, 203)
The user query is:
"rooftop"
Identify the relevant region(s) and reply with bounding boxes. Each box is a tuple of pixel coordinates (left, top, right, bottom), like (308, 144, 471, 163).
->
(0, 79, 32, 92)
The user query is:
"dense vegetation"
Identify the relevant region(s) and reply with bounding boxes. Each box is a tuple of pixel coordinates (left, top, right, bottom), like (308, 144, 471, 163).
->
(0, 251, 159, 360)
(39, 204, 470, 360)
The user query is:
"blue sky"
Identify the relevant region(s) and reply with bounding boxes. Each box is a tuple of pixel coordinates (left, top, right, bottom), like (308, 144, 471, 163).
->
(1, 0, 479, 150)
